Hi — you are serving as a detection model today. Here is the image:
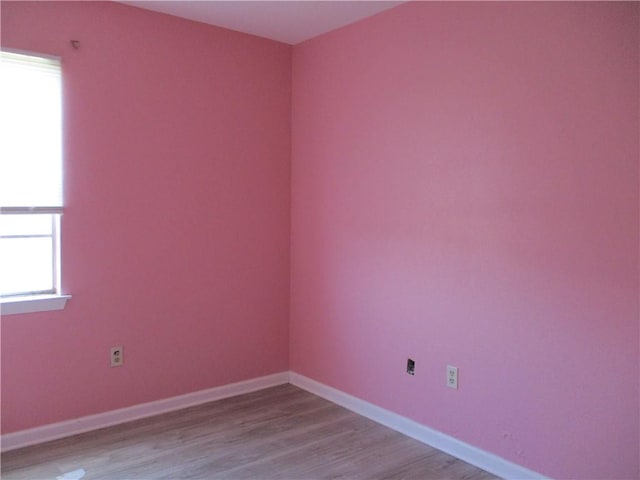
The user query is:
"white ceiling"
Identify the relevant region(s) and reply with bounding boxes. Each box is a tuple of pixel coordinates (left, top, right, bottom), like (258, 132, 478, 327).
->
(120, 1, 404, 45)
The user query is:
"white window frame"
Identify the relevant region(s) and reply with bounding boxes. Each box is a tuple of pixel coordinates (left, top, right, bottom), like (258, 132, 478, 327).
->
(0, 50, 71, 315)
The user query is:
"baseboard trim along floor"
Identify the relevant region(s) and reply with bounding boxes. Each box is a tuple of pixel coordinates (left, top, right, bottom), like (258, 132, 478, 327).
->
(289, 372, 548, 480)
(0, 371, 289, 453)
(2, 370, 548, 480)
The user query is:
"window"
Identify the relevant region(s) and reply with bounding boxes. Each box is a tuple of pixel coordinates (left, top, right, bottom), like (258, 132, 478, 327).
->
(0, 50, 70, 314)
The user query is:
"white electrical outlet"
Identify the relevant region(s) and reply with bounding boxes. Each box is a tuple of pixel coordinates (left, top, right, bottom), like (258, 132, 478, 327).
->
(447, 365, 458, 389)
(110, 346, 123, 367)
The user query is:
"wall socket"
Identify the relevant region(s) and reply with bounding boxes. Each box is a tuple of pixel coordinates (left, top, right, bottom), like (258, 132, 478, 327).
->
(447, 365, 458, 389)
(110, 346, 123, 367)
(406, 358, 415, 375)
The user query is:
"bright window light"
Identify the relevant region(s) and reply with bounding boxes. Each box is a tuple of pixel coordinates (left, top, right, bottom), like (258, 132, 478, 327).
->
(0, 50, 63, 297)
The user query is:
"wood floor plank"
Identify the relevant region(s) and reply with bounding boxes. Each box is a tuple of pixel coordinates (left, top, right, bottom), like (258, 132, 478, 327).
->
(1, 385, 500, 480)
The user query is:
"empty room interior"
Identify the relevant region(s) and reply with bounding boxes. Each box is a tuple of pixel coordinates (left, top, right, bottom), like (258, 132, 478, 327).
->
(1, 1, 638, 479)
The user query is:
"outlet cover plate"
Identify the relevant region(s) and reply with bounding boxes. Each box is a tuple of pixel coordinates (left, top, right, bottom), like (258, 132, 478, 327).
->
(447, 365, 458, 389)
(110, 346, 123, 367)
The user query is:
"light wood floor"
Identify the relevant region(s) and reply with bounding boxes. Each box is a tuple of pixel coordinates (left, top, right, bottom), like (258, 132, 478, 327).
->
(1, 385, 500, 479)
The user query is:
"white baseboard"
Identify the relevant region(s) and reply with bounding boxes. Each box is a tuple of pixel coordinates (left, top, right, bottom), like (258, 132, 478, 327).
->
(1, 371, 290, 452)
(2, 370, 548, 480)
(290, 372, 549, 480)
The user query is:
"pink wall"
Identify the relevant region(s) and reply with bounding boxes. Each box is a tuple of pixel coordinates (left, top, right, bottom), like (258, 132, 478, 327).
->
(290, 2, 639, 479)
(1, 1, 291, 432)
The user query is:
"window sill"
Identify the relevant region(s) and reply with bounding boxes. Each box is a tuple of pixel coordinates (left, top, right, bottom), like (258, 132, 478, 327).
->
(0, 294, 71, 316)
